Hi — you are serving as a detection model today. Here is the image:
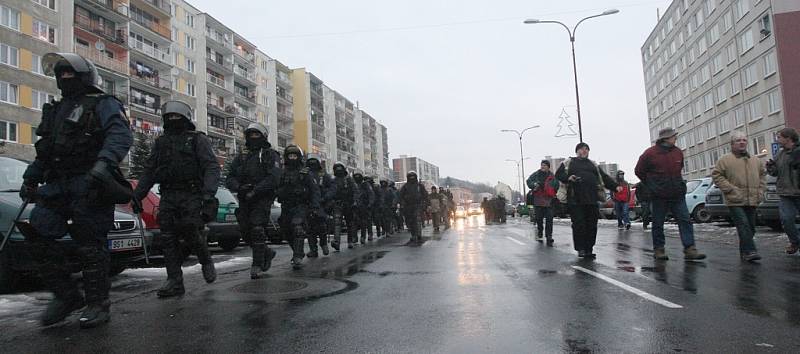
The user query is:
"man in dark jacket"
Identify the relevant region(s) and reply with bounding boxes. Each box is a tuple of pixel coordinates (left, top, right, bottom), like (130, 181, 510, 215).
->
(225, 122, 282, 279)
(556, 143, 619, 258)
(306, 154, 335, 257)
(766, 127, 800, 255)
(135, 101, 220, 294)
(353, 172, 374, 244)
(380, 180, 396, 235)
(527, 160, 558, 244)
(635, 128, 706, 261)
(277, 145, 321, 269)
(400, 171, 428, 245)
(21, 53, 132, 328)
(331, 163, 360, 250)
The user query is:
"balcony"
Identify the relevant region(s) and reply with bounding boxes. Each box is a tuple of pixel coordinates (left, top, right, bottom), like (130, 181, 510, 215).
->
(74, 45, 128, 75)
(130, 65, 171, 91)
(129, 14, 171, 40)
(277, 73, 292, 87)
(78, 0, 130, 22)
(233, 67, 256, 83)
(234, 47, 255, 64)
(235, 91, 256, 104)
(207, 75, 228, 90)
(130, 99, 161, 118)
(205, 28, 233, 50)
(206, 54, 232, 73)
(128, 36, 172, 65)
(74, 13, 126, 45)
(135, 0, 171, 16)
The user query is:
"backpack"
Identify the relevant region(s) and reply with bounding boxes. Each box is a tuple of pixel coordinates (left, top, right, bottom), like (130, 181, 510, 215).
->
(542, 175, 557, 198)
(556, 158, 606, 204)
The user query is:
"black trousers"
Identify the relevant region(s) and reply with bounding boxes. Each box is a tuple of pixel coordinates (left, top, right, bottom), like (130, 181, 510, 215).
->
(534, 206, 553, 237)
(569, 204, 599, 252)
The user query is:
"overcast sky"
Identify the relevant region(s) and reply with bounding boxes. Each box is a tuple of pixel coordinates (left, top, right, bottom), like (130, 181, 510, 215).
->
(192, 0, 672, 189)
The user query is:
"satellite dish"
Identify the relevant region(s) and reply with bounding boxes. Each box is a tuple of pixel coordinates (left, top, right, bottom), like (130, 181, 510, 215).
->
(95, 41, 105, 51)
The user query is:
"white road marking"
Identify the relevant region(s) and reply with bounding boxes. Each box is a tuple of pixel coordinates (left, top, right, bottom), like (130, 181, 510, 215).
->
(505, 236, 526, 246)
(571, 266, 683, 309)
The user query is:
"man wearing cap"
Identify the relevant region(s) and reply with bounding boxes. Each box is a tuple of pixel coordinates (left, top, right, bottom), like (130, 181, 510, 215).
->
(527, 160, 558, 244)
(556, 142, 619, 258)
(134, 100, 221, 294)
(20, 53, 132, 328)
(613, 170, 632, 230)
(635, 128, 706, 261)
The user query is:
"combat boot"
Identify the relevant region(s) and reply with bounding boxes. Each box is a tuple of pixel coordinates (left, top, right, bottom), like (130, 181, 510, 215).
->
(262, 247, 276, 271)
(79, 300, 110, 329)
(291, 237, 305, 270)
(653, 248, 669, 260)
(41, 290, 85, 326)
(157, 277, 185, 297)
(321, 243, 330, 256)
(194, 232, 217, 283)
(159, 233, 185, 296)
(201, 261, 217, 284)
(546, 237, 554, 247)
(683, 246, 707, 261)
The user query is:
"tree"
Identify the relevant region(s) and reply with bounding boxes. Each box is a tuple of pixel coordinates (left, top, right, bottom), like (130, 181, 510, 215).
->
(555, 108, 578, 138)
(128, 132, 152, 179)
(220, 157, 234, 187)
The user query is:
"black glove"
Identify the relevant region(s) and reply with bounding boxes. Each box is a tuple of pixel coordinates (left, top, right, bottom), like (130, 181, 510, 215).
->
(19, 181, 37, 201)
(87, 160, 113, 187)
(200, 194, 219, 223)
(131, 199, 144, 214)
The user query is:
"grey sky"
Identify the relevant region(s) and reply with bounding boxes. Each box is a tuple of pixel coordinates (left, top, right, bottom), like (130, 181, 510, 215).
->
(192, 0, 672, 189)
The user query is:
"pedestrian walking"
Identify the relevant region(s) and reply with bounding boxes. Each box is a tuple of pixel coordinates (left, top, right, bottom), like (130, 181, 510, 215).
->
(635, 128, 706, 261)
(765, 127, 800, 255)
(555, 143, 619, 258)
(134, 101, 221, 293)
(19, 53, 133, 328)
(613, 171, 632, 230)
(712, 131, 766, 262)
(635, 182, 652, 230)
(225, 122, 282, 279)
(429, 186, 442, 232)
(527, 160, 558, 245)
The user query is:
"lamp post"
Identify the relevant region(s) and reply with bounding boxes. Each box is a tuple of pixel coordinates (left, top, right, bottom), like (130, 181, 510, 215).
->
(501, 126, 540, 197)
(505, 158, 531, 201)
(524, 9, 620, 143)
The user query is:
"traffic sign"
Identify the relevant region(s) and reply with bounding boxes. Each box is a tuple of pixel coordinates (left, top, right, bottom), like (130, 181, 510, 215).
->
(772, 142, 780, 157)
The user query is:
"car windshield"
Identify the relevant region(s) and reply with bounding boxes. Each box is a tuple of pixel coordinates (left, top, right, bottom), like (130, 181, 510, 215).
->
(0, 157, 27, 192)
(686, 180, 702, 193)
(216, 188, 237, 205)
(470, 203, 480, 209)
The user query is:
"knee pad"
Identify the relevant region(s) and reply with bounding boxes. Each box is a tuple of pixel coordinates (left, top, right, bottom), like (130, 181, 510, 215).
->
(251, 226, 266, 243)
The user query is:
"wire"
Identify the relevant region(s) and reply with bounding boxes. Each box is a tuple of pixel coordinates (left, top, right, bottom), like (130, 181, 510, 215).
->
(251, 0, 668, 40)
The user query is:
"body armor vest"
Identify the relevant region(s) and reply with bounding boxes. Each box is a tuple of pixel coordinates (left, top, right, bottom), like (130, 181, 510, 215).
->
(280, 168, 309, 205)
(153, 132, 201, 186)
(235, 148, 277, 185)
(335, 176, 355, 202)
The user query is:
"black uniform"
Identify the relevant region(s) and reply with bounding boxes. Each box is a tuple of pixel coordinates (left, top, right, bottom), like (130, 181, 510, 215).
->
(390, 185, 403, 231)
(380, 181, 397, 235)
(22, 53, 133, 328)
(225, 123, 282, 279)
(135, 101, 221, 296)
(277, 146, 321, 269)
(307, 155, 335, 257)
(399, 174, 428, 245)
(370, 178, 383, 237)
(353, 174, 374, 244)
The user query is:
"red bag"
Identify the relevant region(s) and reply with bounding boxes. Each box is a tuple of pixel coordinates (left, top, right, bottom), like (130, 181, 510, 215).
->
(542, 175, 557, 198)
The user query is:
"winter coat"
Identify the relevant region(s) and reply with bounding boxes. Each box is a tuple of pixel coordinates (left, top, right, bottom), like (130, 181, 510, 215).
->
(527, 170, 558, 207)
(712, 152, 766, 206)
(635, 143, 687, 201)
(766, 146, 800, 197)
(612, 181, 631, 203)
(555, 157, 617, 205)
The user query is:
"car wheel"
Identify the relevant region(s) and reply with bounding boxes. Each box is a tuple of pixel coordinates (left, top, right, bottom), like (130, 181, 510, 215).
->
(692, 205, 712, 223)
(767, 221, 783, 231)
(0, 251, 21, 294)
(109, 264, 126, 277)
(219, 237, 239, 252)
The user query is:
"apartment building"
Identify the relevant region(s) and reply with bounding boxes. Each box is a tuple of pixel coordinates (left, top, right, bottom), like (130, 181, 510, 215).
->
(642, 0, 800, 179)
(393, 155, 440, 185)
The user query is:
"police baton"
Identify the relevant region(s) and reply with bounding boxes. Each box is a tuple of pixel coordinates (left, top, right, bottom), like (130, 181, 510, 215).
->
(0, 197, 30, 253)
(132, 199, 150, 264)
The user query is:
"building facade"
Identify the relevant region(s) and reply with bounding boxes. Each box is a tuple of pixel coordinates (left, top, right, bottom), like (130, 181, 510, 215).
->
(642, 0, 800, 179)
(1, 0, 390, 174)
(392, 155, 440, 185)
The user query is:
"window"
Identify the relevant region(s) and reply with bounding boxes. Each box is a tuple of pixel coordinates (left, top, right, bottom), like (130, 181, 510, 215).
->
(185, 58, 195, 73)
(185, 83, 195, 97)
(767, 90, 782, 114)
(712, 52, 724, 74)
(0, 81, 18, 104)
(1, 5, 20, 30)
(764, 51, 777, 77)
(691, 73, 700, 91)
(747, 99, 762, 122)
(719, 112, 731, 132)
(32, 20, 56, 44)
(716, 84, 727, 104)
(734, 106, 745, 127)
(31, 89, 54, 110)
(701, 65, 711, 83)
(30, 54, 45, 75)
(704, 93, 714, 112)
(698, 37, 708, 55)
(699, 153, 707, 170)
(185, 13, 194, 27)
(0, 43, 18, 67)
(752, 135, 766, 156)
(726, 42, 737, 64)
(723, 11, 733, 32)
(710, 150, 719, 165)
(695, 10, 705, 27)
(730, 76, 740, 96)
(739, 29, 754, 54)
(705, 0, 716, 15)
(184, 34, 195, 50)
(743, 63, 758, 88)
(32, 0, 56, 10)
(709, 24, 720, 45)
(694, 99, 704, 117)
(0, 120, 17, 142)
(760, 14, 771, 38)
(734, 0, 749, 21)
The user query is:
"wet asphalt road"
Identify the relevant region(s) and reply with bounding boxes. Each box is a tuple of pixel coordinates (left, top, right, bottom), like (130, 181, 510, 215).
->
(1, 216, 800, 353)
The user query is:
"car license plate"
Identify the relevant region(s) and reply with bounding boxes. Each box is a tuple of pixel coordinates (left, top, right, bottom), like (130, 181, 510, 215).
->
(767, 193, 778, 201)
(109, 238, 142, 251)
(225, 214, 236, 222)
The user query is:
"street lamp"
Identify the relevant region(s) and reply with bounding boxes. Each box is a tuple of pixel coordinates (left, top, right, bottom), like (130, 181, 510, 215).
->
(505, 158, 531, 200)
(501, 126, 540, 197)
(524, 9, 620, 143)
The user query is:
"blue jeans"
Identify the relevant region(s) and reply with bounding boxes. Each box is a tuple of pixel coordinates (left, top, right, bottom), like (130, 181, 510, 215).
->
(728, 206, 757, 253)
(614, 201, 630, 226)
(778, 196, 800, 245)
(651, 199, 696, 249)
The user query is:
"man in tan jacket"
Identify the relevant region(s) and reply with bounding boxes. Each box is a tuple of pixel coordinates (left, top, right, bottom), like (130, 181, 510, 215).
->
(711, 131, 766, 262)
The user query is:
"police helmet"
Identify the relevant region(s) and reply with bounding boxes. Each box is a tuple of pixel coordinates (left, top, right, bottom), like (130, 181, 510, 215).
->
(283, 145, 304, 162)
(306, 153, 322, 168)
(333, 162, 347, 176)
(244, 122, 268, 139)
(42, 53, 104, 93)
(406, 171, 418, 180)
(161, 101, 196, 130)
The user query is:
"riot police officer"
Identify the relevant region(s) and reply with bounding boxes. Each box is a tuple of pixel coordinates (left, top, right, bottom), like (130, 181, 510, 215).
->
(277, 145, 321, 269)
(20, 53, 132, 328)
(380, 180, 396, 236)
(368, 176, 383, 238)
(352, 172, 374, 244)
(134, 100, 220, 297)
(306, 154, 335, 257)
(331, 163, 360, 249)
(399, 171, 428, 245)
(225, 122, 282, 279)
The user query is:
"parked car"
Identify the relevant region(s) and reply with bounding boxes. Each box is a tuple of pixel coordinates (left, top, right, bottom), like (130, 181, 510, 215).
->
(599, 189, 638, 220)
(0, 157, 152, 293)
(704, 183, 730, 222)
(516, 203, 530, 216)
(685, 177, 713, 223)
(467, 203, 482, 216)
(206, 187, 241, 251)
(455, 206, 467, 218)
(756, 176, 786, 231)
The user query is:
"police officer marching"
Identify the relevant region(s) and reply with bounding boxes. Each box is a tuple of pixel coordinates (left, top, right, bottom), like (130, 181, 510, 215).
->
(133, 100, 221, 297)
(20, 53, 133, 328)
(306, 154, 336, 257)
(225, 122, 282, 279)
(330, 163, 360, 250)
(277, 145, 321, 269)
